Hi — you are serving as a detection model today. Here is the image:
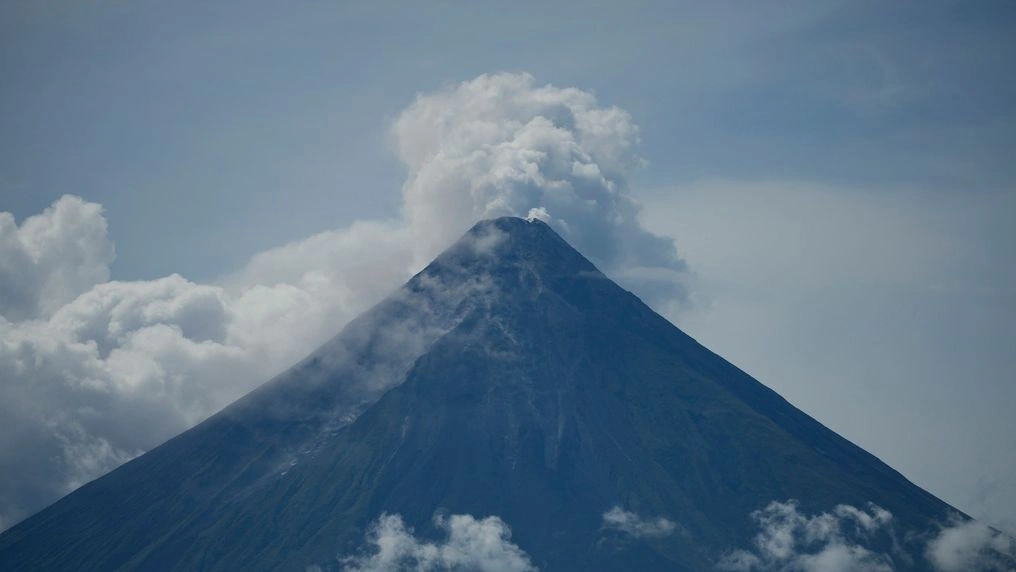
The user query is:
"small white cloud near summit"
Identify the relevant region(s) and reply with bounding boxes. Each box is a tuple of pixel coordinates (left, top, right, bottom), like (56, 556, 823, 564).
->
(525, 207, 551, 223)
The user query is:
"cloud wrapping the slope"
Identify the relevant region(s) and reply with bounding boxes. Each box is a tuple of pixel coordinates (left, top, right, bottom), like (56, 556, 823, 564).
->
(926, 518, 1016, 571)
(0, 207, 416, 529)
(0, 277, 251, 525)
(0, 73, 684, 530)
(341, 513, 536, 572)
(601, 506, 679, 539)
(717, 500, 896, 572)
(721, 500, 1016, 572)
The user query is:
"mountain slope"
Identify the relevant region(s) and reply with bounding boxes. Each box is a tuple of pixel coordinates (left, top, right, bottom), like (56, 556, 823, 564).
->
(0, 217, 956, 570)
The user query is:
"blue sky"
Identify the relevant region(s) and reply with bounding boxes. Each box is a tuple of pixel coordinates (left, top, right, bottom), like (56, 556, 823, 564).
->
(1, 0, 1014, 534)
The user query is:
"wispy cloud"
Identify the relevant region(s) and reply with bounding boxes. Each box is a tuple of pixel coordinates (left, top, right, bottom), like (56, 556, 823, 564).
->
(601, 506, 679, 540)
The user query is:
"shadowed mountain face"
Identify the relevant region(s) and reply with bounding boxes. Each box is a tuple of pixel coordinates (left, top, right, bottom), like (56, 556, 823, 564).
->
(0, 218, 957, 570)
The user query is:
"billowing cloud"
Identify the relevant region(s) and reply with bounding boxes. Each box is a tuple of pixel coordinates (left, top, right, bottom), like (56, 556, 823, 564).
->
(601, 506, 679, 539)
(926, 518, 1016, 572)
(0, 73, 686, 531)
(0, 195, 114, 321)
(340, 513, 536, 572)
(392, 72, 687, 305)
(717, 500, 896, 572)
(0, 205, 418, 528)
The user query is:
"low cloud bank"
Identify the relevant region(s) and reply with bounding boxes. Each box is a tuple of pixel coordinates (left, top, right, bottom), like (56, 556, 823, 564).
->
(720, 500, 1016, 572)
(0, 73, 684, 530)
(926, 517, 1016, 572)
(339, 513, 536, 572)
(718, 500, 896, 572)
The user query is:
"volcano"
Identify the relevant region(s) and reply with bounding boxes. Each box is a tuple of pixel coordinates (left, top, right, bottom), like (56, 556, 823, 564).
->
(0, 217, 958, 570)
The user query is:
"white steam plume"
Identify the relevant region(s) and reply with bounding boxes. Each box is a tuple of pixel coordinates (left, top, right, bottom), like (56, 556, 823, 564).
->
(393, 72, 686, 304)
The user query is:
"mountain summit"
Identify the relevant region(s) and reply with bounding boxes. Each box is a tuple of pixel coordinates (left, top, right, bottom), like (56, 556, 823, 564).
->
(0, 217, 957, 570)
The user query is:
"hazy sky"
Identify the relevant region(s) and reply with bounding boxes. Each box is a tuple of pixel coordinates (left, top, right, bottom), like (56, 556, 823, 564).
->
(1, 1, 1014, 534)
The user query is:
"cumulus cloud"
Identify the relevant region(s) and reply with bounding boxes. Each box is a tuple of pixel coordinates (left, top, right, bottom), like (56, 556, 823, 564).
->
(392, 72, 687, 305)
(601, 506, 679, 539)
(0, 204, 417, 528)
(720, 500, 1016, 572)
(717, 500, 896, 572)
(340, 513, 536, 572)
(0, 215, 444, 528)
(0, 278, 255, 525)
(926, 518, 1016, 571)
(0, 195, 114, 321)
(0, 73, 687, 530)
